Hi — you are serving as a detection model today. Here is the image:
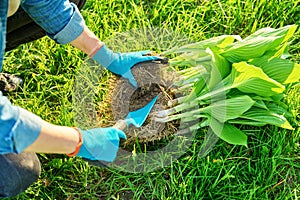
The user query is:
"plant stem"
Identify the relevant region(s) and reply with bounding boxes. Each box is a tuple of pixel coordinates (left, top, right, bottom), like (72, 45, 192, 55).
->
(175, 120, 208, 135)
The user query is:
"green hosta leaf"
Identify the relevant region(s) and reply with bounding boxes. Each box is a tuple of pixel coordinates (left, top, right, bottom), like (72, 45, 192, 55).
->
(199, 95, 255, 122)
(249, 56, 300, 84)
(185, 75, 209, 101)
(206, 48, 231, 88)
(239, 107, 294, 130)
(270, 93, 285, 101)
(244, 25, 297, 45)
(193, 75, 209, 95)
(231, 62, 285, 97)
(216, 35, 242, 49)
(250, 93, 284, 102)
(229, 101, 293, 127)
(265, 41, 289, 59)
(229, 118, 268, 126)
(187, 61, 285, 103)
(220, 36, 283, 63)
(220, 25, 297, 63)
(244, 25, 297, 57)
(163, 35, 242, 55)
(209, 118, 247, 146)
(265, 102, 293, 118)
(253, 99, 268, 109)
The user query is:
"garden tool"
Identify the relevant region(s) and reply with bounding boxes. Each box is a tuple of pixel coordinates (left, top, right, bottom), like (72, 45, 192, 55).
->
(113, 95, 158, 131)
(83, 95, 158, 167)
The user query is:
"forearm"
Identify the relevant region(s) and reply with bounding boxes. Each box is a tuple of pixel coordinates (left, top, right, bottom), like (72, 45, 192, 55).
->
(0, 92, 79, 154)
(69, 26, 103, 56)
(24, 122, 79, 154)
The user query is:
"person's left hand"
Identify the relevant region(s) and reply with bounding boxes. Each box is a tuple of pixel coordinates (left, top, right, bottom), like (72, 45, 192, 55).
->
(92, 44, 159, 86)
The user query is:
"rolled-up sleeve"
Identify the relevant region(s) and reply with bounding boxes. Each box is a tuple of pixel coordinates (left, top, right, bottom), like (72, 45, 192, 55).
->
(21, 0, 85, 44)
(0, 92, 42, 154)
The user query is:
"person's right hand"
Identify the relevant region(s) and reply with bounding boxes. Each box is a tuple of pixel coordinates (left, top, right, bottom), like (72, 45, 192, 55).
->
(75, 127, 126, 162)
(92, 44, 159, 87)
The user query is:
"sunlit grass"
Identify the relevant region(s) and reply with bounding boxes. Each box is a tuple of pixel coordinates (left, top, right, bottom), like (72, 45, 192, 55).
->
(2, 0, 300, 199)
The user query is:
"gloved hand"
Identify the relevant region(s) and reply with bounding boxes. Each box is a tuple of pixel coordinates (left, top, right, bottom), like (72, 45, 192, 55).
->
(75, 127, 126, 162)
(92, 44, 159, 87)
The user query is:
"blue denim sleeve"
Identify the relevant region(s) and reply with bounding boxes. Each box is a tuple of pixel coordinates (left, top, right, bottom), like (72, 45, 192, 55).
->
(21, 0, 85, 44)
(0, 0, 8, 72)
(0, 92, 42, 154)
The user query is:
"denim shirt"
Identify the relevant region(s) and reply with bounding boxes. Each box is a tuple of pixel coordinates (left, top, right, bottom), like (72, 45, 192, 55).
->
(0, 0, 85, 153)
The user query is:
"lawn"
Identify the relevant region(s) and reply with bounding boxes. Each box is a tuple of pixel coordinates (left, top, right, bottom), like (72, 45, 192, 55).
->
(3, 0, 300, 199)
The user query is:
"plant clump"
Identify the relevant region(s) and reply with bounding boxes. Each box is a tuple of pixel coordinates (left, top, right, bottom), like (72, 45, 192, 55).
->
(155, 25, 300, 147)
(97, 61, 180, 144)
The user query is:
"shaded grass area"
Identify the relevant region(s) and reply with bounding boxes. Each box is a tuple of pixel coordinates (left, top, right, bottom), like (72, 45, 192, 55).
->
(2, 0, 300, 199)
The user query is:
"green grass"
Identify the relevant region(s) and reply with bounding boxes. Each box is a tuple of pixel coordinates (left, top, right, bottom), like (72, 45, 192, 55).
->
(2, 0, 300, 199)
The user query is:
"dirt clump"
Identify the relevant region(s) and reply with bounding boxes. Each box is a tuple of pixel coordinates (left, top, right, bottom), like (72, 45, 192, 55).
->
(97, 61, 180, 144)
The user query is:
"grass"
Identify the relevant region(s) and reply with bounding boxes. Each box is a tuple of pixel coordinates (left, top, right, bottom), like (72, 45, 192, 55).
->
(2, 0, 300, 199)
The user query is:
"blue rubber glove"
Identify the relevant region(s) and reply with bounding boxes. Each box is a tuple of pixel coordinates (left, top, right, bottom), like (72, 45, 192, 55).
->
(92, 44, 159, 87)
(76, 127, 126, 162)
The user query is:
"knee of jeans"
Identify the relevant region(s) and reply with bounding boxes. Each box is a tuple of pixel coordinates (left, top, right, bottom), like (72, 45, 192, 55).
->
(0, 152, 41, 198)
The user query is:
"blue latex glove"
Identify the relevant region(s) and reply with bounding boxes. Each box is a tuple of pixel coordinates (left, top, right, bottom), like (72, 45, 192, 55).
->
(92, 44, 159, 87)
(77, 127, 126, 162)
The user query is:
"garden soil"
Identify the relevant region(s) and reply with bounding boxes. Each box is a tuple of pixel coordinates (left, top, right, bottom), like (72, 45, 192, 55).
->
(97, 61, 181, 145)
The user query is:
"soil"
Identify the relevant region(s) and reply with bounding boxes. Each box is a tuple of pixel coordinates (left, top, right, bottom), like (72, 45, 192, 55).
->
(97, 60, 181, 144)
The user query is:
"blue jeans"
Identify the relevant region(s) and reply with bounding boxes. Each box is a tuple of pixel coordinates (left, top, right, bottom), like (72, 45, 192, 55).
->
(0, 152, 41, 198)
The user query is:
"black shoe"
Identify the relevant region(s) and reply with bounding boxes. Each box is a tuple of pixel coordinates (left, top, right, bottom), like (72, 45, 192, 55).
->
(0, 73, 23, 92)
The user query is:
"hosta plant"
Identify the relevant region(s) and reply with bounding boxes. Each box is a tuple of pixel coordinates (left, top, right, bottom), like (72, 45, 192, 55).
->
(156, 25, 300, 146)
